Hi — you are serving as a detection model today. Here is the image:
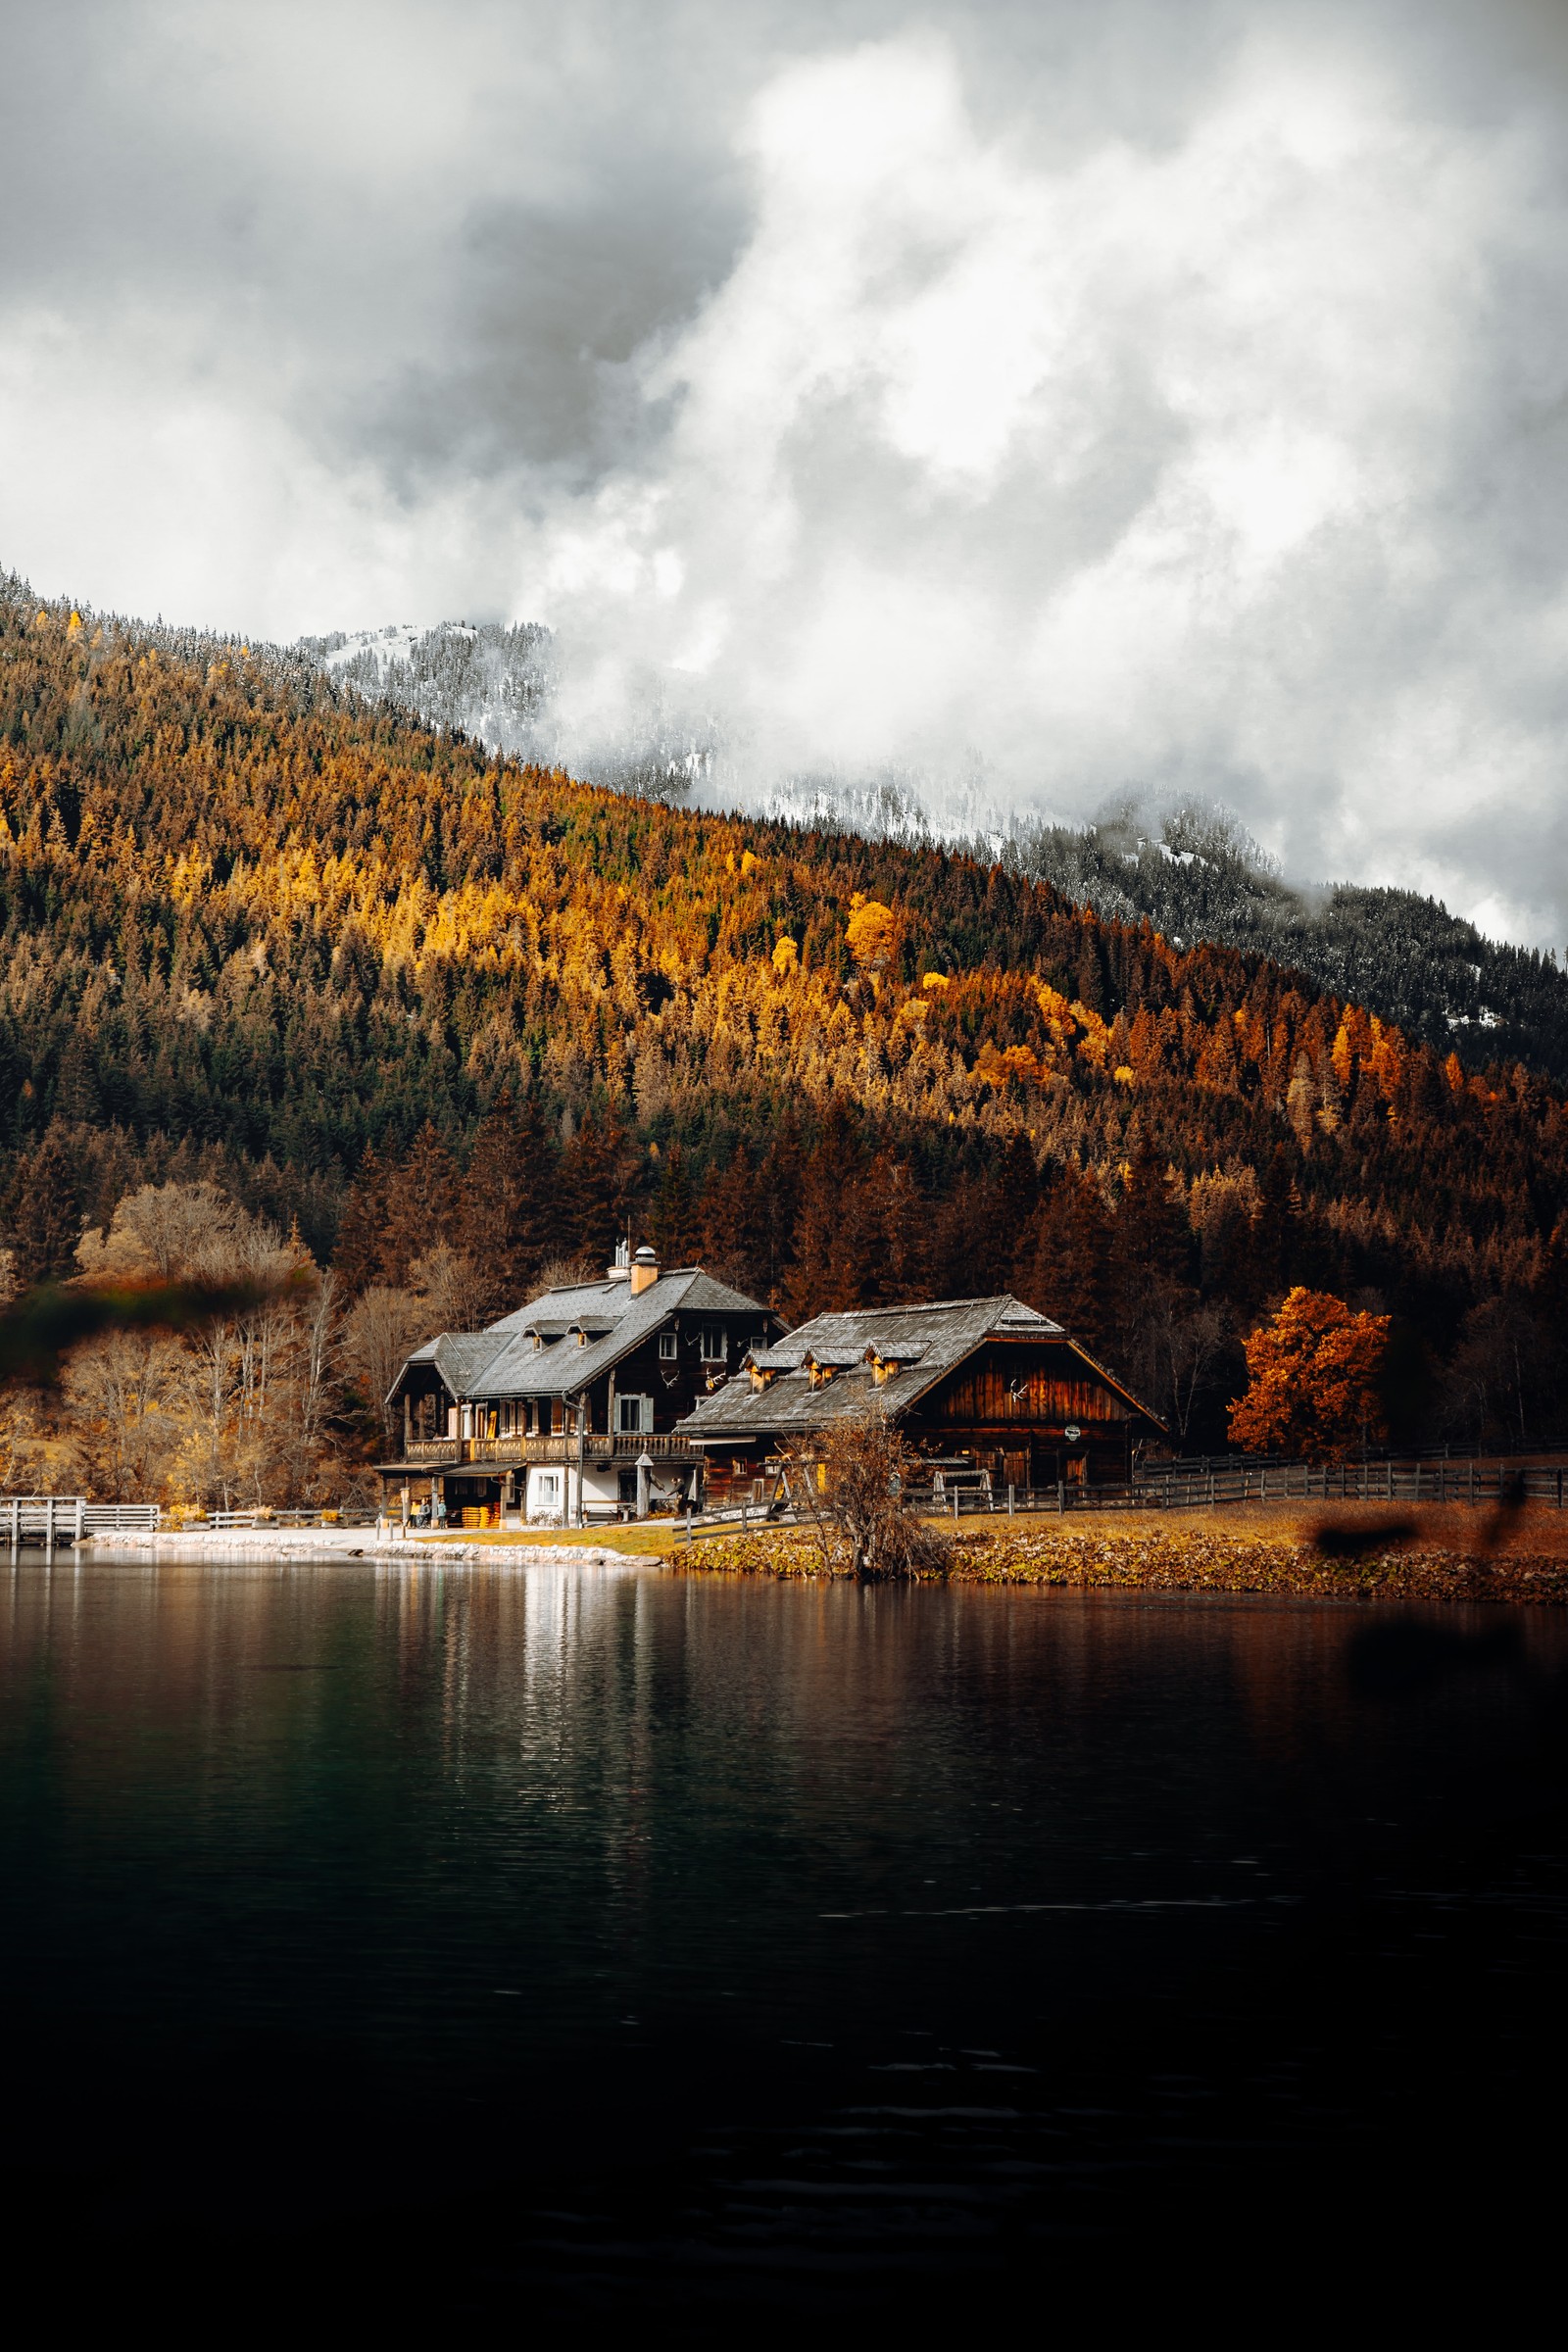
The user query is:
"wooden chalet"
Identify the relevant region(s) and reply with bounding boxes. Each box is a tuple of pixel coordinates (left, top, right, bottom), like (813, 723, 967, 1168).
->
(674, 1296, 1168, 1503)
(380, 1246, 784, 1527)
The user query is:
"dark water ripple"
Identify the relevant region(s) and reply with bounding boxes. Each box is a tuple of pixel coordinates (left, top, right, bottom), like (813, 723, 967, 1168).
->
(2, 1553, 1565, 2323)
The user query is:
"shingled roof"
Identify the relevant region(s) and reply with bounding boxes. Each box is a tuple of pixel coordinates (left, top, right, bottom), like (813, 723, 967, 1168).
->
(389, 1268, 773, 1405)
(671, 1294, 1149, 1445)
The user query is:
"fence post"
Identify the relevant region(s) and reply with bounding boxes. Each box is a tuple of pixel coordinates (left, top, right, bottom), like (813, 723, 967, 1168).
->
(1007, 1484, 1014, 1517)
(1056, 1479, 1065, 1515)
(953, 1489, 959, 1524)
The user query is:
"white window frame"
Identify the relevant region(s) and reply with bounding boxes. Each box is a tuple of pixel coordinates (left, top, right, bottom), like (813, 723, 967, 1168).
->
(700, 1326, 726, 1363)
(659, 1328, 678, 1361)
(617, 1394, 654, 1435)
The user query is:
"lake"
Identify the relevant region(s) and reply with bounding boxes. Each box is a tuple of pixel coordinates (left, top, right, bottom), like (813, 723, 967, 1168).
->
(3, 1552, 1566, 2327)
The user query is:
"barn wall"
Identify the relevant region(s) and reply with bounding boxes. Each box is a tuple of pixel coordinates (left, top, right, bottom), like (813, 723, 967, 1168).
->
(933, 1347, 1132, 1429)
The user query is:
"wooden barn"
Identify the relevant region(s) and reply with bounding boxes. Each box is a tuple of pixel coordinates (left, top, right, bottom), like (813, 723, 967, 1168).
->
(674, 1296, 1168, 1504)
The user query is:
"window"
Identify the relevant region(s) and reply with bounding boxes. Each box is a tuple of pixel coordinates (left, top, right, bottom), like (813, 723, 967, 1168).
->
(617, 1395, 654, 1435)
(659, 1328, 678, 1361)
(700, 1326, 726, 1363)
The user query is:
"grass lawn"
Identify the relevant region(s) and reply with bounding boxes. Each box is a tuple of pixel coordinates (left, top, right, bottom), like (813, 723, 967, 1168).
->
(411, 1522, 681, 1559)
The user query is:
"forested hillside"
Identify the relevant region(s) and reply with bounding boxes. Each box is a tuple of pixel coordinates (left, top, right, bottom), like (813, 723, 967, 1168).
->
(292, 618, 1568, 1084)
(998, 804, 1568, 1083)
(4, 575, 1567, 1462)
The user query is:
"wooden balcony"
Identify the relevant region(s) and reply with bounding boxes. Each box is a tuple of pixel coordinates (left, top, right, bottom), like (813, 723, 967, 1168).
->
(395, 1432, 699, 1469)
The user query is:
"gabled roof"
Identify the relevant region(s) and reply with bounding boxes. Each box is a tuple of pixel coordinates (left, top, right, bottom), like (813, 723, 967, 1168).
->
(387, 1267, 776, 1404)
(674, 1295, 1164, 1442)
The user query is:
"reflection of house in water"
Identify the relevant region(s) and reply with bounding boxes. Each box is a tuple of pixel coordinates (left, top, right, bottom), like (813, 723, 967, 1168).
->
(379, 1246, 783, 1527)
(676, 1297, 1167, 1507)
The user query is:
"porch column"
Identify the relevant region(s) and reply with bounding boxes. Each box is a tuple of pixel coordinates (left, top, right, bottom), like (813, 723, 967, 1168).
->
(575, 1393, 587, 1528)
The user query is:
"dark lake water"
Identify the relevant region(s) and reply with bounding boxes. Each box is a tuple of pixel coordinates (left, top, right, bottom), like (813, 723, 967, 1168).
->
(3, 1553, 1567, 2327)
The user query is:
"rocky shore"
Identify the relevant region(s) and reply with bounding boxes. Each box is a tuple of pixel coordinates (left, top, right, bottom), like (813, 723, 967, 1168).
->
(679, 1506, 1568, 1603)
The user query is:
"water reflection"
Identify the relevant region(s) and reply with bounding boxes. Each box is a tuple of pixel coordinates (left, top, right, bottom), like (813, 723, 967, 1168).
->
(3, 1554, 1566, 2314)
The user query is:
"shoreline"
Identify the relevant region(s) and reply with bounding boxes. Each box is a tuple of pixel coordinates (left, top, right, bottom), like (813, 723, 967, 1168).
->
(679, 1503, 1568, 1603)
(62, 1501, 1568, 1600)
(76, 1527, 648, 1568)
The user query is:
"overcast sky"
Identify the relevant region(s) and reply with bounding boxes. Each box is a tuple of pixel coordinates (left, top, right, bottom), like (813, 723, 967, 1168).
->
(3, 0, 1567, 945)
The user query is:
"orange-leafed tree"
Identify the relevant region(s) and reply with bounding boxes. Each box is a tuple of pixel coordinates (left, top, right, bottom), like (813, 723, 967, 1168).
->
(1229, 1287, 1390, 1460)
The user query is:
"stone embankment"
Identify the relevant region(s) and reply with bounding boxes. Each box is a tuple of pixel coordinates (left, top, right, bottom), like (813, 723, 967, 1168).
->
(679, 1504, 1568, 1603)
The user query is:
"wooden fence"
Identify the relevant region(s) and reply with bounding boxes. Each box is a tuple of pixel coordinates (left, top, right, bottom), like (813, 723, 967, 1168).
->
(671, 1453, 1568, 1540)
(3, 1496, 162, 1542)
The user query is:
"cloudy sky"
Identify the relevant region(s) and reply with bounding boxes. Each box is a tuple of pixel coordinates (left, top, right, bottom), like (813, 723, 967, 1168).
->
(3, 0, 1567, 945)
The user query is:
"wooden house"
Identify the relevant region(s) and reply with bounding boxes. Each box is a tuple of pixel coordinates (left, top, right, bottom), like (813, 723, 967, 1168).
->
(379, 1247, 784, 1526)
(674, 1296, 1167, 1503)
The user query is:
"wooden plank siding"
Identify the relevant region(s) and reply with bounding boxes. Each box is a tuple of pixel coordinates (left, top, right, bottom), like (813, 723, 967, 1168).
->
(932, 1347, 1136, 1432)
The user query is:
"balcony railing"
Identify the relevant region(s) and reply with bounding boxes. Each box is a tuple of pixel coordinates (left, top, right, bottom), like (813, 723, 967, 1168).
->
(397, 1432, 698, 1466)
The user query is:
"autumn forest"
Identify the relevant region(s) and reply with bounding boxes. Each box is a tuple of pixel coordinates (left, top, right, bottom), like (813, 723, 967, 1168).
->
(3, 575, 1567, 1500)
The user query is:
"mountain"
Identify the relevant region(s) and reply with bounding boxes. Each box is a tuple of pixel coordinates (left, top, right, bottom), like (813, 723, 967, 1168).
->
(297, 618, 712, 803)
(5, 573, 1567, 1450)
(297, 623, 1568, 1085)
(991, 802, 1568, 1086)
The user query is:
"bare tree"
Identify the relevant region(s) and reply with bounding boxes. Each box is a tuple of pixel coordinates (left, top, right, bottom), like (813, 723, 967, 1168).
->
(342, 1287, 437, 1448)
(784, 1404, 953, 1582)
(408, 1240, 488, 1331)
(533, 1251, 600, 1294)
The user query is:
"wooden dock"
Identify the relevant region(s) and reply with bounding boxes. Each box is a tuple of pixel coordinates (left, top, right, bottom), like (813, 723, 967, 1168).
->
(3, 1496, 161, 1545)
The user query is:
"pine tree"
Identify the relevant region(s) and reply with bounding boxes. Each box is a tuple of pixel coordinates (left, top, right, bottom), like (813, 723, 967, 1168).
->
(558, 1105, 641, 1265)
(650, 1143, 700, 1268)
(458, 1091, 560, 1312)
(379, 1123, 463, 1285)
(8, 1125, 84, 1285)
(330, 1143, 391, 1297)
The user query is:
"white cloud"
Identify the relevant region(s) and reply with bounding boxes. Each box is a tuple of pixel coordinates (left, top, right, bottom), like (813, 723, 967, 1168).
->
(517, 32, 1568, 942)
(3, 5, 1567, 944)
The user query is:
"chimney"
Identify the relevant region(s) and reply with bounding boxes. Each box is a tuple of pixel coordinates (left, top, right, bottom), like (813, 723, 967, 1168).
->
(629, 1244, 660, 1297)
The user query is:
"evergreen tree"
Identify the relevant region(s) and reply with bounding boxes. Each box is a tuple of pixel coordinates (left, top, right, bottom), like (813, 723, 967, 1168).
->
(379, 1123, 463, 1286)
(650, 1143, 700, 1268)
(8, 1125, 84, 1286)
(558, 1106, 641, 1265)
(458, 1091, 560, 1311)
